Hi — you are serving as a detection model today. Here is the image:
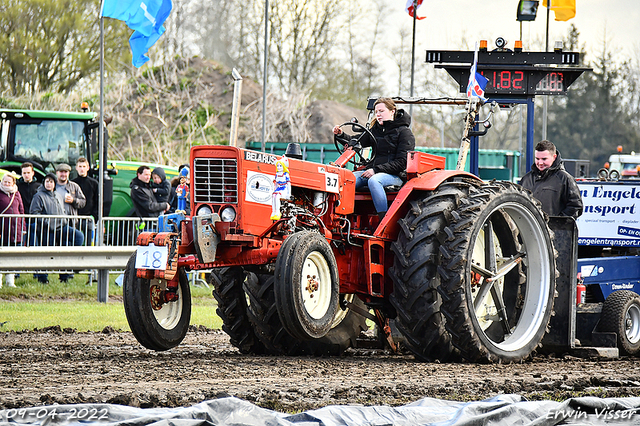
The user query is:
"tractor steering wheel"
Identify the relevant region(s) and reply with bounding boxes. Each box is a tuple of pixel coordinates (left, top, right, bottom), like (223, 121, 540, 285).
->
(333, 122, 377, 168)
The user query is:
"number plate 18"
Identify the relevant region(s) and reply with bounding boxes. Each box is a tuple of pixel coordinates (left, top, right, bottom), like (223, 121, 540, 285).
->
(135, 245, 168, 270)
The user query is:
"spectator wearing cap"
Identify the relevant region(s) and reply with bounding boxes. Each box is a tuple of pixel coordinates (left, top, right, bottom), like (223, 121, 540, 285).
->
(55, 163, 86, 217)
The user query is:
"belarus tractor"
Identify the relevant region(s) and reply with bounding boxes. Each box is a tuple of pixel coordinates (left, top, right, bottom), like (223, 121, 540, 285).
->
(123, 97, 557, 363)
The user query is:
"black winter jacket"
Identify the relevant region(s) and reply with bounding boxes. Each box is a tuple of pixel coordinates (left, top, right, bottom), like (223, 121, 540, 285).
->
(336, 109, 416, 177)
(17, 178, 41, 213)
(520, 151, 583, 218)
(30, 185, 67, 231)
(151, 167, 172, 204)
(130, 177, 167, 217)
(72, 175, 99, 220)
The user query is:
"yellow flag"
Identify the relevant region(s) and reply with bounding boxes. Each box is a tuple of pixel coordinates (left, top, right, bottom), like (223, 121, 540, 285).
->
(542, 0, 576, 21)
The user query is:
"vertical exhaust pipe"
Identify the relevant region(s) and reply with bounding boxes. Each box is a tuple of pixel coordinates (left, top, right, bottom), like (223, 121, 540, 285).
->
(229, 68, 243, 147)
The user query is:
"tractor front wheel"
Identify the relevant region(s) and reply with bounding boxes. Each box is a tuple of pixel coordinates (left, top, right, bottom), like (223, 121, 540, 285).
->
(274, 231, 339, 341)
(123, 253, 191, 351)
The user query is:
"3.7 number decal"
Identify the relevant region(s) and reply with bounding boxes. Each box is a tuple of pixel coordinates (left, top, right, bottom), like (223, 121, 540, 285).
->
(324, 172, 339, 193)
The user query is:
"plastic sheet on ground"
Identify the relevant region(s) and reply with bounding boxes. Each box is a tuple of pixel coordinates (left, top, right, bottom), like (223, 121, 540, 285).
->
(2, 394, 640, 426)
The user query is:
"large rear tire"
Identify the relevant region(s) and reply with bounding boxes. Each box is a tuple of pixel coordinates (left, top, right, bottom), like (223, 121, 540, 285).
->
(210, 267, 265, 354)
(437, 180, 556, 363)
(123, 253, 191, 351)
(598, 290, 640, 356)
(389, 188, 460, 361)
(274, 231, 339, 340)
(245, 270, 367, 355)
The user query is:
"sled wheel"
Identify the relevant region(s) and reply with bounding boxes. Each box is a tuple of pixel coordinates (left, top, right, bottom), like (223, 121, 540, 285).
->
(599, 290, 640, 356)
(274, 231, 340, 340)
(389, 188, 462, 362)
(438, 180, 556, 363)
(245, 270, 367, 355)
(123, 253, 191, 351)
(210, 267, 265, 354)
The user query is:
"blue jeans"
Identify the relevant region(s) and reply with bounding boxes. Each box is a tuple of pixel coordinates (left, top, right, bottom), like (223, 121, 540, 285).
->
(354, 170, 403, 213)
(34, 225, 84, 283)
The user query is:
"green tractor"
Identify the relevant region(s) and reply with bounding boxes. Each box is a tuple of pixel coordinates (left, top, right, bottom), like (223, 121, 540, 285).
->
(0, 107, 177, 217)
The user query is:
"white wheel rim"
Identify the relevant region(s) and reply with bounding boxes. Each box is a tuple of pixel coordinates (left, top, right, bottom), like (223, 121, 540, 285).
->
(151, 279, 184, 330)
(300, 251, 333, 320)
(331, 294, 354, 328)
(470, 203, 552, 352)
(625, 303, 640, 344)
(471, 228, 505, 332)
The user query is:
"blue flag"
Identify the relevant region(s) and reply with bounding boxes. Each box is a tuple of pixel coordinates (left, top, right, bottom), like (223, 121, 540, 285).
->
(466, 43, 488, 101)
(101, 0, 172, 67)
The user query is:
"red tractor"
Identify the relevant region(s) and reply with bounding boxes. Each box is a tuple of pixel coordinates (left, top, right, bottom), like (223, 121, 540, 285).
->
(123, 98, 557, 363)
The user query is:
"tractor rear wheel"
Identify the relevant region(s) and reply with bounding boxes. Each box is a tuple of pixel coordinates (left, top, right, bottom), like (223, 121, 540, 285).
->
(210, 267, 265, 354)
(389, 188, 460, 361)
(123, 253, 191, 351)
(274, 231, 339, 341)
(437, 180, 556, 363)
(598, 290, 640, 356)
(244, 270, 367, 355)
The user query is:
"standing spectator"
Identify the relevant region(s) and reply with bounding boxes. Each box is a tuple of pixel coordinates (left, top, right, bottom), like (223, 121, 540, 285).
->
(72, 157, 99, 244)
(55, 163, 85, 281)
(30, 173, 84, 284)
(130, 166, 170, 217)
(0, 173, 24, 287)
(520, 140, 583, 218)
(17, 162, 41, 213)
(55, 163, 86, 218)
(151, 167, 172, 205)
(17, 162, 41, 246)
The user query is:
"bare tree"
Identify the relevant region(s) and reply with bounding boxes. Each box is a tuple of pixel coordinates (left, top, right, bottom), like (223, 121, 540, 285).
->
(268, 0, 342, 91)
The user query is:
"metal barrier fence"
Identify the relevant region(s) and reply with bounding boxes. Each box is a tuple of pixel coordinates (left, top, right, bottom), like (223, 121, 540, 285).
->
(101, 217, 159, 246)
(0, 214, 203, 302)
(1, 214, 94, 247)
(0, 214, 158, 275)
(0, 214, 158, 248)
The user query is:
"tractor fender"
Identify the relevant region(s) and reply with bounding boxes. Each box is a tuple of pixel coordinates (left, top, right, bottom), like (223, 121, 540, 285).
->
(376, 170, 480, 239)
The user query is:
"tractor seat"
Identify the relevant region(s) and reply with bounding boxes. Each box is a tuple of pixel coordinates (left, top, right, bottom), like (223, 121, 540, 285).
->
(354, 184, 403, 201)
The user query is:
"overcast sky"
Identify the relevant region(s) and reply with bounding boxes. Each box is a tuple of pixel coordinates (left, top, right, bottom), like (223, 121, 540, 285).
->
(388, 0, 639, 60)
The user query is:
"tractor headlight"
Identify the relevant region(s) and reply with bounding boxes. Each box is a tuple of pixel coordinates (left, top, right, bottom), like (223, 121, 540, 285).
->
(196, 205, 213, 216)
(220, 206, 236, 222)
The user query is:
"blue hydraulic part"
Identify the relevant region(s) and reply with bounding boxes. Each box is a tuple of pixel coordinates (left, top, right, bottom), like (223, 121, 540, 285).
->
(577, 256, 640, 302)
(158, 212, 186, 233)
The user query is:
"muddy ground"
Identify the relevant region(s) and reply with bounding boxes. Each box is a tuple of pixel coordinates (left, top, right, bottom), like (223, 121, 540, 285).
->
(2, 327, 640, 412)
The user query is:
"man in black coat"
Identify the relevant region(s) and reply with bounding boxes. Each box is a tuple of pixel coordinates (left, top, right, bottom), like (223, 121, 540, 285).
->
(72, 157, 99, 221)
(130, 165, 170, 217)
(17, 162, 41, 214)
(520, 140, 583, 218)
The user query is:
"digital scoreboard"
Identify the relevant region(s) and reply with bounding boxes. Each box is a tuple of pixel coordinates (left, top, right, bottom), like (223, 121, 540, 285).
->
(426, 48, 591, 97)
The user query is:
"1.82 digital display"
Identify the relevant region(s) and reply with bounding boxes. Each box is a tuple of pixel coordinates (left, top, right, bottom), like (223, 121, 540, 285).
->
(479, 69, 565, 95)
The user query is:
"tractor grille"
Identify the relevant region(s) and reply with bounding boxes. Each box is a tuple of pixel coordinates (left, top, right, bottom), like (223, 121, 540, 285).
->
(193, 158, 238, 204)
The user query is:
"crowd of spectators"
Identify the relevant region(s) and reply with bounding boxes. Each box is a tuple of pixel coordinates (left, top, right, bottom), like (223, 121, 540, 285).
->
(0, 161, 187, 285)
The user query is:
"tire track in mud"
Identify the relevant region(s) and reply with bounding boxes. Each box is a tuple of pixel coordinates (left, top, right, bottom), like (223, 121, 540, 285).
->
(2, 328, 640, 411)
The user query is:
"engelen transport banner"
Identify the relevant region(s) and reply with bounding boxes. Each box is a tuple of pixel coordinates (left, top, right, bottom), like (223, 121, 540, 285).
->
(576, 181, 640, 247)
